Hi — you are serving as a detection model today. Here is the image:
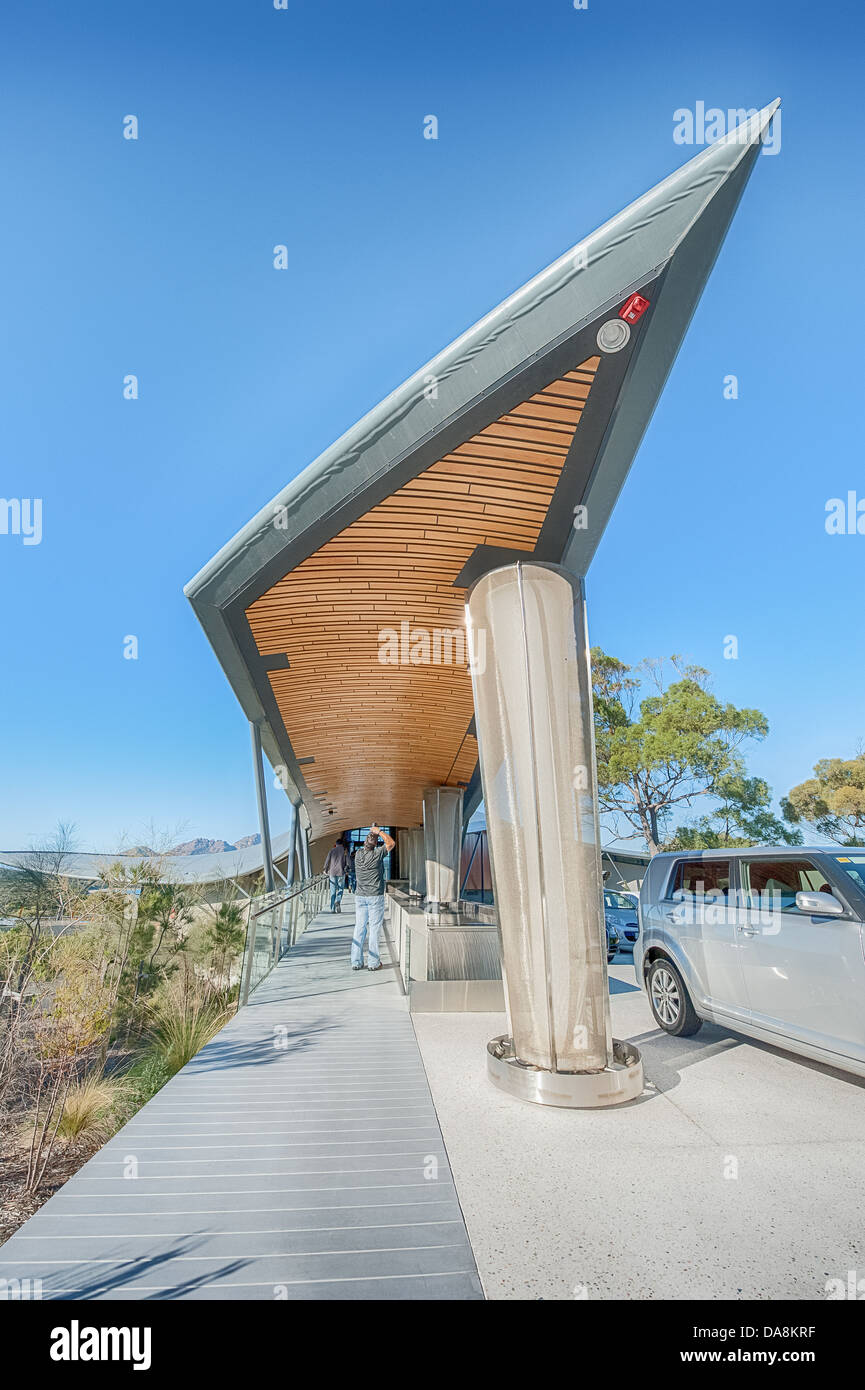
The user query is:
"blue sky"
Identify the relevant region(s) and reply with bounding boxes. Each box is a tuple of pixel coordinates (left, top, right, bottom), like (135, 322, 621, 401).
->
(1, 0, 862, 851)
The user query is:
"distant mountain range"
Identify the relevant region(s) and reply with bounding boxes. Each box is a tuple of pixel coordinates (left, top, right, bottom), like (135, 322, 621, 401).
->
(119, 835, 261, 858)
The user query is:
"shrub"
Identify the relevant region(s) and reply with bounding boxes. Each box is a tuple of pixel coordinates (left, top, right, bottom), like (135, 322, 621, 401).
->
(115, 1052, 173, 1117)
(145, 980, 230, 1076)
(57, 1075, 123, 1143)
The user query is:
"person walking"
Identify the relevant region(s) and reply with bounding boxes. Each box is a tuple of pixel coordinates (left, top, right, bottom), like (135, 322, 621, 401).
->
(324, 837, 349, 913)
(351, 824, 395, 971)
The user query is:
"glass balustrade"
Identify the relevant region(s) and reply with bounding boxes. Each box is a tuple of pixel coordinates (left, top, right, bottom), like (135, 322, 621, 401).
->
(238, 874, 327, 1005)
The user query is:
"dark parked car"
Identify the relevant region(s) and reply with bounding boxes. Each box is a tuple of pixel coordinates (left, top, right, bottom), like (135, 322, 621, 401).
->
(605, 917, 620, 964)
(603, 889, 640, 952)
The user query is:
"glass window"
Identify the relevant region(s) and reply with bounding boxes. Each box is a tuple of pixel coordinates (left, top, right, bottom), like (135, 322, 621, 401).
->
(604, 891, 634, 910)
(740, 857, 830, 913)
(829, 855, 865, 895)
(668, 859, 730, 899)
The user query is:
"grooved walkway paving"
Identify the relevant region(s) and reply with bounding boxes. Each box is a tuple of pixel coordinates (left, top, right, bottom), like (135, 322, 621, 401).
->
(0, 899, 484, 1300)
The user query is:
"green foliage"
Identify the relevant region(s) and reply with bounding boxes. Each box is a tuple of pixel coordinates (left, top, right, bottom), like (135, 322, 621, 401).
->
(145, 979, 230, 1077)
(33, 953, 112, 1064)
(782, 754, 865, 846)
(86, 866, 204, 1042)
(203, 901, 246, 952)
(665, 774, 803, 849)
(0, 923, 31, 976)
(115, 1052, 174, 1116)
(2, 838, 245, 1204)
(128, 880, 197, 996)
(592, 651, 775, 853)
(202, 901, 247, 990)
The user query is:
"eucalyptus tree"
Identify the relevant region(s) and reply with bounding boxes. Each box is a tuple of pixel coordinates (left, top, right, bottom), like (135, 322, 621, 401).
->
(591, 651, 772, 855)
(782, 753, 865, 846)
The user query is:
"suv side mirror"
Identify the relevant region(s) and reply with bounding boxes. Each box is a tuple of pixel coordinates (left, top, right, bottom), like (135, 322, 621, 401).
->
(795, 890, 844, 917)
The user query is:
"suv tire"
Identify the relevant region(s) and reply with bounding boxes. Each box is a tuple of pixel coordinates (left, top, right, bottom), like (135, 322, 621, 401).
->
(646, 957, 702, 1037)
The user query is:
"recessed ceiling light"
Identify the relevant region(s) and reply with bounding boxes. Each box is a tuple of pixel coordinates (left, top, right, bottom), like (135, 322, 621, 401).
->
(597, 319, 631, 353)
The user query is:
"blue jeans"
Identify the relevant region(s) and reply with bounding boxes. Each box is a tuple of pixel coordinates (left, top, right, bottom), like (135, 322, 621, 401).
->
(329, 875, 344, 911)
(352, 895, 384, 967)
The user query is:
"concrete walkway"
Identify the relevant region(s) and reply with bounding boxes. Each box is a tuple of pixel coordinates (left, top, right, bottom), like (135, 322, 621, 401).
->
(0, 898, 483, 1300)
(413, 960, 865, 1300)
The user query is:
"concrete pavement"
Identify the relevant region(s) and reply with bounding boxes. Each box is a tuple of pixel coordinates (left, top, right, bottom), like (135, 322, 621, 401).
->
(412, 957, 865, 1300)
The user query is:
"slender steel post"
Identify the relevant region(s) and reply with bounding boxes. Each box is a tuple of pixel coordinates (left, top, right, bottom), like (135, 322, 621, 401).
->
(460, 831, 480, 898)
(292, 804, 304, 882)
(239, 899, 255, 1008)
(285, 800, 298, 886)
(480, 832, 485, 901)
(250, 720, 275, 894)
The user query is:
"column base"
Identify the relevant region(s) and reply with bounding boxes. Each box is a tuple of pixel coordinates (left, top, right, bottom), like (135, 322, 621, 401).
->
(486, 1034, 643, 1108)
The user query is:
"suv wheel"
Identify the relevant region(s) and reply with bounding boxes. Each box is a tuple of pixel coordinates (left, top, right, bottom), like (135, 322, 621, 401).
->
(647, 958, 702, 1037)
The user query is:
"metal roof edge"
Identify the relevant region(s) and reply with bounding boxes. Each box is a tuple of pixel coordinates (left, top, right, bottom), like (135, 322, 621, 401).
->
(184, 99, 780, 611)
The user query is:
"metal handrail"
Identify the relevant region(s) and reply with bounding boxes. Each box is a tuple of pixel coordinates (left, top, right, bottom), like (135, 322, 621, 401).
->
(249, 874, 324, 918)
(238, 873, 327, 1007)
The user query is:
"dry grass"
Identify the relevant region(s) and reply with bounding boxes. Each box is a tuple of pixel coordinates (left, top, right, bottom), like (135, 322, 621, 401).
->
(57, 1074, 124, 1143)
(146, 980, 230, 1075)
(0, 981, 231, 1248)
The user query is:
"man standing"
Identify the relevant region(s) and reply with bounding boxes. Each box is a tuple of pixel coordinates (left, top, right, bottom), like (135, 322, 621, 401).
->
(351, 824, 395, 971)
(324, 836, 349, 913)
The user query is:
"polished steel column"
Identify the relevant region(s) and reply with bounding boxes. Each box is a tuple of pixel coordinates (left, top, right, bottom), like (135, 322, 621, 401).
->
(422, 787, 464, 911)
(466, 561, 642, 1108)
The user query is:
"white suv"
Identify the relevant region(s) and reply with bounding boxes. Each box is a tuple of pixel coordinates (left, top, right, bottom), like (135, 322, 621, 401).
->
(636, 847, 865, 1078)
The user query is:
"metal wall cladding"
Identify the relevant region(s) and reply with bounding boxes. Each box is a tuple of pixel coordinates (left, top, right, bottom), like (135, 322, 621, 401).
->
(423, 787, 464, 906)
(400, 827, 426, 897)
(409, 828, 427, 897)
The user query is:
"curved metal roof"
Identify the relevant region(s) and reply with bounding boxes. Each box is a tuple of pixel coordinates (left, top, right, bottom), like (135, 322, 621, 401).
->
(185, 102, 779, 841)
(0, 829, 297, 886)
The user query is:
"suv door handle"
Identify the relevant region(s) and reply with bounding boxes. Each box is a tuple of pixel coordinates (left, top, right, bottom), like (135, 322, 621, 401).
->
(737, 925, 758, 936)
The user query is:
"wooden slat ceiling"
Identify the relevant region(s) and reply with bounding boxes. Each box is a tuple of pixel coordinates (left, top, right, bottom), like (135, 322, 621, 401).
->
(245, 357, 600, 835)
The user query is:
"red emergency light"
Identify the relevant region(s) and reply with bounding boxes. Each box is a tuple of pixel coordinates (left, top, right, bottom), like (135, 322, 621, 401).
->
(619, 293, 650, 324)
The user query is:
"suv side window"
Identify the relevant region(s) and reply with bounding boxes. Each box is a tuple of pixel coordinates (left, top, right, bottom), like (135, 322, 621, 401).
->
(667, 859, 731, 899)
(605, 891, 634, 910)
(740, 857, 835, 913)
